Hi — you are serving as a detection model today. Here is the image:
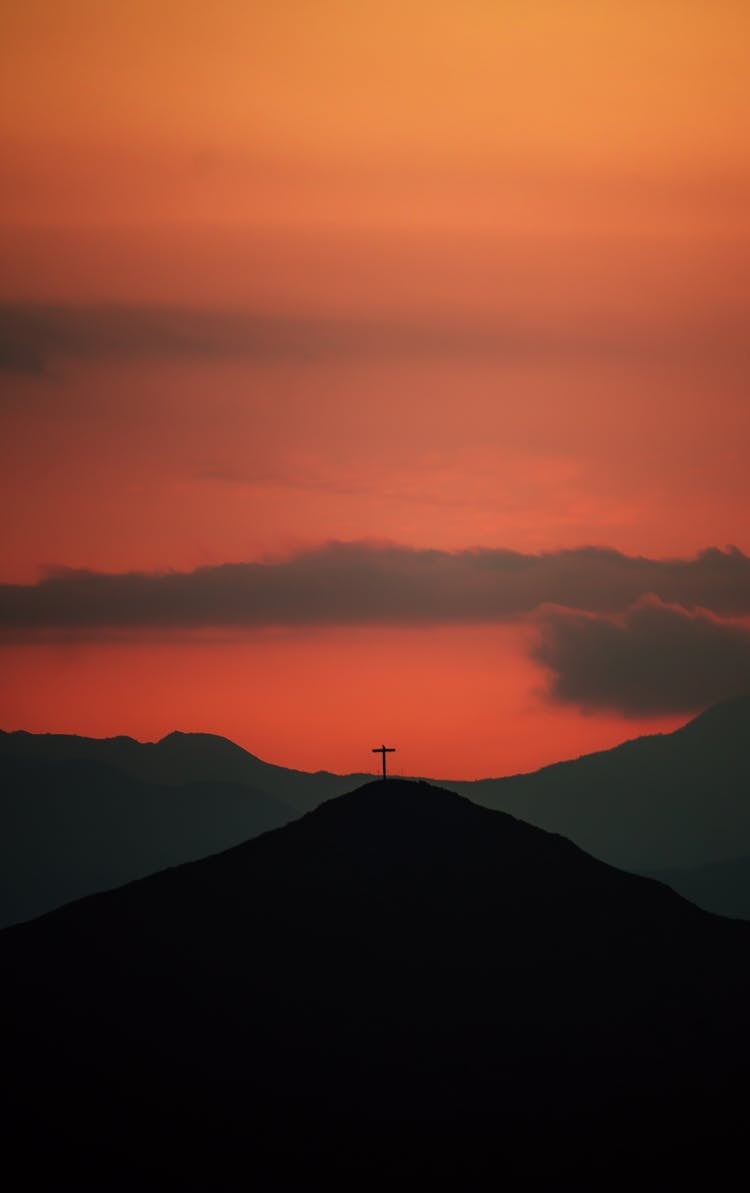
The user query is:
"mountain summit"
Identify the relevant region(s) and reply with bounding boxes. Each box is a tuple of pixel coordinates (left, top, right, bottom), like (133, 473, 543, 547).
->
(2, 778, 749, 1186)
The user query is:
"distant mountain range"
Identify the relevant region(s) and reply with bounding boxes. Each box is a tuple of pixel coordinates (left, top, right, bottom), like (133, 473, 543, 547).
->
(2, 694, 750, 926)
(3, 778, 749, 1185)
(645, 854, 750, 920)
(451, 695, 750, 919)
(0, 756, 291, 927)
(451, 696, 750, 873)
(0, 728, 370, 927)
(0, 726, 369, 811)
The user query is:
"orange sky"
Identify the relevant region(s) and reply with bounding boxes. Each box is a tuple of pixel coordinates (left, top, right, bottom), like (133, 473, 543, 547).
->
(1, 2, 749, 776)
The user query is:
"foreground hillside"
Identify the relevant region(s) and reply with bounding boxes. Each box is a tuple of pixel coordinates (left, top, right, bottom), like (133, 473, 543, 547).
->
(2, 779, 749, 1186)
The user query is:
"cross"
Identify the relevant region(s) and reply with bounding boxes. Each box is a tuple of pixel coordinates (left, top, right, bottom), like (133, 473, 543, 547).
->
(372, 743, 396, 779)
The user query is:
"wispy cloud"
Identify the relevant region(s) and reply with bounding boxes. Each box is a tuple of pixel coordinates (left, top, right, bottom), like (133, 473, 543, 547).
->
(2, 302, 747, 375)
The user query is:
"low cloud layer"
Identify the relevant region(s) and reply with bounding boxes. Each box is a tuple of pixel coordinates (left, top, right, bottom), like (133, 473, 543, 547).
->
(0, 304, 394, 374)
(3, 541, 748, 714)
(2, 302, 746, 375)
(2, 542, 749, 630)
(0, 539, 747, 622)
(534, 597, 750, 715)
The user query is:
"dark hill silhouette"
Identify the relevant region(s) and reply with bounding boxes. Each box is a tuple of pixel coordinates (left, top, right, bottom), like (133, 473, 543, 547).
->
(2, 779, 749, 1186)
(0, 755, 292, 927)
(452, 694, 750, 874)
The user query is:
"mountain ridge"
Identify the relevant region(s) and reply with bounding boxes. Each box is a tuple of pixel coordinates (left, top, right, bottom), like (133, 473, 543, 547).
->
(0, 725, 370, 809)
(450, 693, 750, 872)
(4, 693, 750, 925)
(0, 753, 293, 927)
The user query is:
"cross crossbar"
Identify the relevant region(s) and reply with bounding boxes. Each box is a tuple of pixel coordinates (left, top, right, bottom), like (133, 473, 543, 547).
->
(372, 743, 396, 779)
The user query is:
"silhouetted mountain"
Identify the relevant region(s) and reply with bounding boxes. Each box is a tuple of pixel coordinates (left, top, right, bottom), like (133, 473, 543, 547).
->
(5, 694, 750, 925)
(2, 779, 749, 1187)
(0, 727, 369, 811)
(645, 854, 750, 920)
(452, 694, 750, 874)
(0, 754, 292, 928)
(0, 728, 372, 927)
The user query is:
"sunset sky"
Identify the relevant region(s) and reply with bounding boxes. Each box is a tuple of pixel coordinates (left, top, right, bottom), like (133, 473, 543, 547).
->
(2, 1, 749, 778)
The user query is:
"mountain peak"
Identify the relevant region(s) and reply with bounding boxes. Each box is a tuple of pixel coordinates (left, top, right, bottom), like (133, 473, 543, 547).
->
(157, 729, 249, 748)
(679, 691, 750, 735)
(152, 729, 265, 765)
(312, 776, 465, 814)
(245, 775, 655, 900)
(299, 777, 480, 846)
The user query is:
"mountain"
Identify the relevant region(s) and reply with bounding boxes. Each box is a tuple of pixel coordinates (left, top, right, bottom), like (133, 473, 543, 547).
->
(5, 694, 750, 926)
(0, 728, 371, 927)
(0, 754, 292, 928)
(450, 695, 750, 874)
(645, 854, 750, 919)
(2, 779, 749, 1187)
(0, 727, 370, 812)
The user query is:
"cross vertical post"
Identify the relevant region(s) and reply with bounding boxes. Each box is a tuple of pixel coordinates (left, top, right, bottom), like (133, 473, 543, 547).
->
(372, 744, 396, 779)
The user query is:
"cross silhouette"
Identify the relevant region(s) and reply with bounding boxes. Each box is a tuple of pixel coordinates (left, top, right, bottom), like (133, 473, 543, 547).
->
(372, 743, 396, 779)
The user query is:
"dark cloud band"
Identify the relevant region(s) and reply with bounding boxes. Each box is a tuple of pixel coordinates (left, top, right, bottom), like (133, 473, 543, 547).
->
(1, 541, 749, 631)
(533, 597, 750, 715)
(2, 302, 746, 374)
(3, 541, 748, 715)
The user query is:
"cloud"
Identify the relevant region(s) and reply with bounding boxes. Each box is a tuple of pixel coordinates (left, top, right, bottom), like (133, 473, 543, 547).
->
(4, 542, 749, 713)
(1, 541, 749, 635)
(533, 597, 750, 715)
(2, 302, 746, 375)
(0, 304, 365, 374)
(0, 303, 521, 374)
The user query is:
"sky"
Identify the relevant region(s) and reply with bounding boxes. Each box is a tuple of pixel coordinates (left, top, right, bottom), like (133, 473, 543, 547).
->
(1, 1, 749, 778)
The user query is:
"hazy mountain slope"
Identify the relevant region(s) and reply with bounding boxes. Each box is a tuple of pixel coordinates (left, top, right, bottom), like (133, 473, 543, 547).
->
(0, 755, 292, 927)
(0, 727, 370, 812)
(645, 855, 750, 920)
(448, 695, 750, 871)
(2, 779, 749, 1186)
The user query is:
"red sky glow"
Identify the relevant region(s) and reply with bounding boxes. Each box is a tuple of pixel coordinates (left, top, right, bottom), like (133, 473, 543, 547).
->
(2, 2, 749, 777)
